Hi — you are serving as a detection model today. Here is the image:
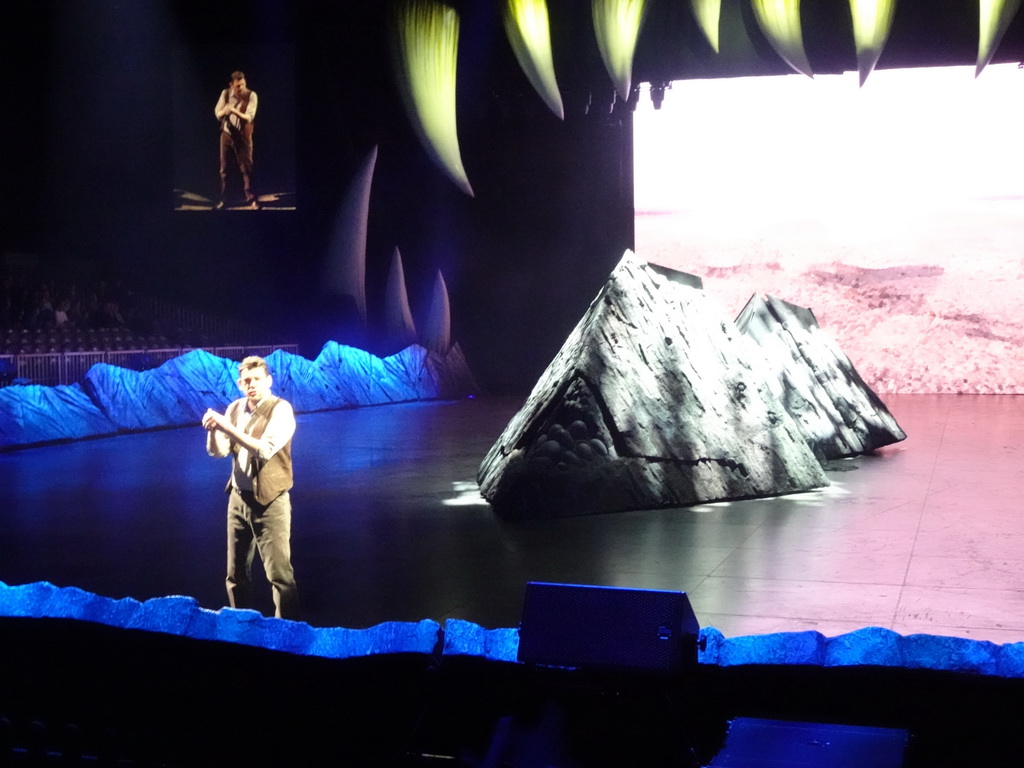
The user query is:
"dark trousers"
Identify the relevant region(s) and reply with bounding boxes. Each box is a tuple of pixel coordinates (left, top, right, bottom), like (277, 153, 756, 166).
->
(219, 129, 254, 204)
(226, 487, 299, 620)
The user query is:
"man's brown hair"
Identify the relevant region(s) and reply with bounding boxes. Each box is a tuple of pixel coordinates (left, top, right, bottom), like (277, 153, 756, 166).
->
(238, 356, 269, 377)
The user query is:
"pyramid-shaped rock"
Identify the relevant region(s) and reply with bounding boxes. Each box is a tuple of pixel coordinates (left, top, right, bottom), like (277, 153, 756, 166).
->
(735, 295, 906, 460)
(477, 252, 829, 519)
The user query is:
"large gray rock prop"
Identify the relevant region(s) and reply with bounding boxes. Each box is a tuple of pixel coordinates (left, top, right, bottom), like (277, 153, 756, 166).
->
(736, 295, 906, 460)
(478, 251, 829, 518)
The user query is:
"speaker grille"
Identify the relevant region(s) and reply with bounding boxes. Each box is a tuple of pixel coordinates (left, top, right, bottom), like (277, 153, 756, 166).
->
(517, 582, 699, 672)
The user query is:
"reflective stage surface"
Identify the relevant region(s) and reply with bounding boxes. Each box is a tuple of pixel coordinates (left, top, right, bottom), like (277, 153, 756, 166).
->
(3, 394, 1023, 642)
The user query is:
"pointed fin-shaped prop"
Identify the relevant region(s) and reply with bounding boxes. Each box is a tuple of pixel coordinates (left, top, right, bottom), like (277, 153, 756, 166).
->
(423, 270, 452, 354)
(592, 0, 649, 102)
(503, 0, 565, 119)
(385, 246, 418, 350)
(392, 0, 474, 197)
(751, 0, 813, 78)
(323, 145, 377, 326)
(849, 0, 897, 86)
(689, 0, 722, 53)
(978, 0, 1023, 77)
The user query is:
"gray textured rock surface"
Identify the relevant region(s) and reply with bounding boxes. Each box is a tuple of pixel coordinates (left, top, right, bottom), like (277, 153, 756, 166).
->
(478, 251, 829, 518)
(736, 294, 906, 459)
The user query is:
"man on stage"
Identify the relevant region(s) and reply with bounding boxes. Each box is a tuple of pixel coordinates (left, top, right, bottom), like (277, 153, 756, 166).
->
(203, 356, 299, 619)
(214, 70, 258, 209)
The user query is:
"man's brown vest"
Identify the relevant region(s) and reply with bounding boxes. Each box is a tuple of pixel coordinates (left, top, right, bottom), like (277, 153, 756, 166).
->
(223, 89, 255, 141)
(226, 396, 293, 505)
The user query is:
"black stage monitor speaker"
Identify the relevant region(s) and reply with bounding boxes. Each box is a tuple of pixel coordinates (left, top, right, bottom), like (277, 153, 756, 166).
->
(516, 582, 700, 673)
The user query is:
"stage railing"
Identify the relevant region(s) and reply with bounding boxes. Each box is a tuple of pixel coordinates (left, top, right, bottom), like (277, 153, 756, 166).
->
(0, 345, 299, 388)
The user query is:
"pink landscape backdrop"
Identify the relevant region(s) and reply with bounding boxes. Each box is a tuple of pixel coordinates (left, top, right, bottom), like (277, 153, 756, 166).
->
(634, 64, 1024, 394)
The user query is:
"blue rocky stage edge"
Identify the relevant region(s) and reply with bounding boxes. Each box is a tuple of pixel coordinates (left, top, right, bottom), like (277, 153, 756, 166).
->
(0, 342, 478, 449)
(2, 581, 1023, 678)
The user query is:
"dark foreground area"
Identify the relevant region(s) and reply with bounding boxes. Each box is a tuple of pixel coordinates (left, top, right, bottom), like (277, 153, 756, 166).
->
(1, 617, 1022, 766)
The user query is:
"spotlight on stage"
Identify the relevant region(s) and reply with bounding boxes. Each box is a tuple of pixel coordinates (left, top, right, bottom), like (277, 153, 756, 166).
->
(517, 581, 700, 673)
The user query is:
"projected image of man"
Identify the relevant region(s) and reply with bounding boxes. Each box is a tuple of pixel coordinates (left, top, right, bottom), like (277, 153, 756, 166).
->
(214, 70, 258, 209)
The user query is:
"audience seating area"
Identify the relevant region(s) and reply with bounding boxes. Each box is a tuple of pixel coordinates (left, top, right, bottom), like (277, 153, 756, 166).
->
(0, 264, 298, 387)
(2, 327, 172, 355)
(0, 344, 300, 388)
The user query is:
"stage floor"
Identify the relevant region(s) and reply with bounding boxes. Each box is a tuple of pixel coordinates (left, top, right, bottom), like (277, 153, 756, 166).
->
(4, 394, 1024, 643)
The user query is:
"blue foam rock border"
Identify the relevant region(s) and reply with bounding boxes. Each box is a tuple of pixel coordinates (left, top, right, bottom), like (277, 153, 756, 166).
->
(0, 383, 117, 446)
(700, 625, 1024, 678)
(0, 581, 440, 659)
(1, 342, 479, 449)
(3, 581, 1023, 677)
(443, 618, 520, 662)
(714, 628, 829, 667)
